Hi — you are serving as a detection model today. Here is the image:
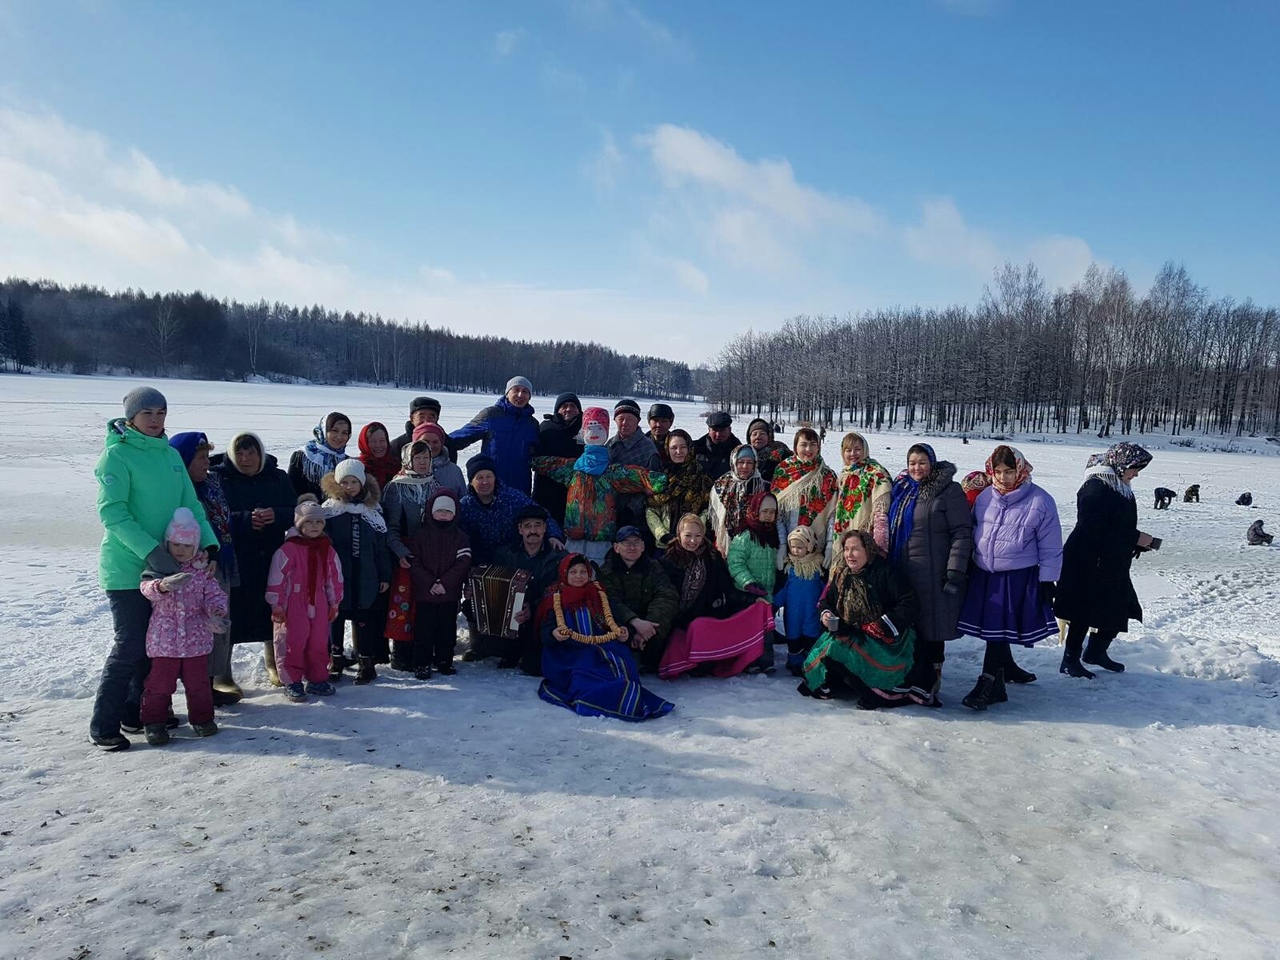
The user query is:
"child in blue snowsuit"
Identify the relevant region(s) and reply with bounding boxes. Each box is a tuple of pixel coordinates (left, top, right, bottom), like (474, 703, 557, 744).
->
(775, 525, 827, 675)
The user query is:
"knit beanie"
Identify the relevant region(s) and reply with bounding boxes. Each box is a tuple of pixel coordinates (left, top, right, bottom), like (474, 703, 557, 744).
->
(554, 392, 581, 413)
(409, 396, 441, 415)
(413, 422, 448, 444)
(467, 453, 498, 482)
(432, 495, 458, 517)
(295, 495, 326, 527)
(165, 507, 201, 546)
(582, 407, 611, 431)
(648, 403, 675, 421)
(123, 386, 167, 421)
(613, 399, 642, 420)
(733, 445, 758, 462)
(335, 459, 366, 485)
(169, 431, 210, 467)
(506, 376, 533, 394)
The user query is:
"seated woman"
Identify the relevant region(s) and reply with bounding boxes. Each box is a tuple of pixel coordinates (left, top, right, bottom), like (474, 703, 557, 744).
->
(658, 514, 772, 679)
(536, 554, 674, 722)
(800, 530, 918, 709)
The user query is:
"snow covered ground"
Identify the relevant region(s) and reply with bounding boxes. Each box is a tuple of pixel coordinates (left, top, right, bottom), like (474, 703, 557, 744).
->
(1, 373, 1277, 960)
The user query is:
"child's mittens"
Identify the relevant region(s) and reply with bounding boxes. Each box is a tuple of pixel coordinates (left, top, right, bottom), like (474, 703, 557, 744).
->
(271, 607, 287, 624)
(159, 572, 192, 591)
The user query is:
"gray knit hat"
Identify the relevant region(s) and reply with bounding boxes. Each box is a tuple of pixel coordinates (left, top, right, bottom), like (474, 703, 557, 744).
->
(123, 386, 167, 421)
(505, 376, 533, 394)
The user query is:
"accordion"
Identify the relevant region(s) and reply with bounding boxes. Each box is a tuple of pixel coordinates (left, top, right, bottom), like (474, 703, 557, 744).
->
(469, 565, 532, 640)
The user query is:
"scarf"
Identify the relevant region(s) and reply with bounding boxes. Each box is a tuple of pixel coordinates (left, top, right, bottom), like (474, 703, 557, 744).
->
(196, 470, 236, 570)
(772, 454, 836, 520)
(830, 557, 882, 627)
(357, 422, 401, 491)
(834, 457, 891, 529)
(664, 540, 710, 612)
(784, 526, 825, 579)
(960, 470, 991, 494)
(651, 457, 712, 517)
(321, 494, 388, 533)
(888, 445, 938, 564)
(712, 448, 765, 542)
(290, 532, 334, 613)
(985, 445, 1033, 495)
(574, 444, 611, 477)
(744, 490, 780, 549)
(301, 418, 349, 486)
(534, 555, 606, 637)
(1083, 442, 1152, 501)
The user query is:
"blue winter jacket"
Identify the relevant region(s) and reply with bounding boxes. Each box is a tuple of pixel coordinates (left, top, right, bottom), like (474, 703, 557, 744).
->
(458, 483, 565, 566)
(449, 397, 540, 495)
(774, 567, 826, 640)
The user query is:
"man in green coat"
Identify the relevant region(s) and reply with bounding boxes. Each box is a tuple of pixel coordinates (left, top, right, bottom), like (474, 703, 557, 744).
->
(596, 526, 679, 672)
(90, 387, 219, 751)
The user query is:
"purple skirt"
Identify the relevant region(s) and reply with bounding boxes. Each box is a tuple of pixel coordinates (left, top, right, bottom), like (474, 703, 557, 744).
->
(957, 565, 1056, 646)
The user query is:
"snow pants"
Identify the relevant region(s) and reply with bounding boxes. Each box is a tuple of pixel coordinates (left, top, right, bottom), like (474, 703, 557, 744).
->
(141, 654, 214, 726)
(414, 601, 460, 669)
(276, 614, 332, 686)
(90, 590, 153, 739)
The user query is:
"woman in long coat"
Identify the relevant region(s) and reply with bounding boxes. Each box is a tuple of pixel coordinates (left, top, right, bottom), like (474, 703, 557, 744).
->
(887, 442, 973, 706)
(1053, 443, 1155, 678)
(211, 432, 296, 686)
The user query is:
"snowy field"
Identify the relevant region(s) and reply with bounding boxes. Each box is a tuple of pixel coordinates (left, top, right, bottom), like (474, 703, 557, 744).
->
(1, 373, 1278, 960)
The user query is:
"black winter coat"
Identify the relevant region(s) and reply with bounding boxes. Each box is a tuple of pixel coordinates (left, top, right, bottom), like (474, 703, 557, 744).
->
(493, 539, 568, 613)
(210, 453, 296, 645)
(320, 475, 393, 613)
(894, 461, 973, 645)
(597, 552, 679, 642)
(662, 544, 751, 629)
(1053, 476, 1143, 633)
(692, 433, 742, 481)
(533, 412, 583, 525)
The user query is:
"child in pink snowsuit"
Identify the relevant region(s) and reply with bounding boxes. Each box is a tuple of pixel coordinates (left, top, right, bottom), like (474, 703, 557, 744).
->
(266, 496, 344, 702)
(139, 507, 229, 745)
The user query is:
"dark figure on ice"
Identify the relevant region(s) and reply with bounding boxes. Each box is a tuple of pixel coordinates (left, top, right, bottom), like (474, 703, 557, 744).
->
(1237, 492, 1253, 507)
(1153, 487, 1175, 510)
(1246, 520, 1273, 546)
(1184, 484, 1200, 503)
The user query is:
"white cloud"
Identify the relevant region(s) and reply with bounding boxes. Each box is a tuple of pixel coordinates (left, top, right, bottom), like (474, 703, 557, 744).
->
(582, 128, 623, 191)
(565, 0, 690, 57)
(494, 28, 524, 57)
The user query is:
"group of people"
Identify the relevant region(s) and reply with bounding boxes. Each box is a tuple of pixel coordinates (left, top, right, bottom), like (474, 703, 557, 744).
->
(88, 378, 1162, 750)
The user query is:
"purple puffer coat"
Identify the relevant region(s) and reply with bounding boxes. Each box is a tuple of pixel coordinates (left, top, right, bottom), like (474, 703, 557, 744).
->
(971, 481, 1063, 580)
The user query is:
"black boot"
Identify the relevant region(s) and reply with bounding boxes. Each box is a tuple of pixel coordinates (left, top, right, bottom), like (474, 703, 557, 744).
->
(1004, 663, 1038, 684)
(1082, 635, 1125, 673)
(390, 642, 414, 672)
(962, 672, 996, 711)
(988, 668, 1007, 703)
(354, 657, 377, 685)
(1059, 651, 1095, 679)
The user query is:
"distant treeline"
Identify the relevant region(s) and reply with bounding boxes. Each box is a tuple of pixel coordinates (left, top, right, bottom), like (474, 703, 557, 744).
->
(708, 262, 1280, 439)
(0, 278, 709, 400)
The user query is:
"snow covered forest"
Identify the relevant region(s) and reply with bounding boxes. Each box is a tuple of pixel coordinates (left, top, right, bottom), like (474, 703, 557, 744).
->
(709, 262, 1280, 439)
(0, 278, 704, 400)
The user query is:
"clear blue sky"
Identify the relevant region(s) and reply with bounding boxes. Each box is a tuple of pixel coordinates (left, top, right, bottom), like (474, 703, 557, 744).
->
(1, 0, 1276, 361)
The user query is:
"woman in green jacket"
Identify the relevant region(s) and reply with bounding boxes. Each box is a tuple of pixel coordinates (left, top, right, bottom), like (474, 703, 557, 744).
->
(90, 387, 218, 751)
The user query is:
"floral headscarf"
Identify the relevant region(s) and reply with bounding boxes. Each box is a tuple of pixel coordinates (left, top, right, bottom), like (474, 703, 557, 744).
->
(985, 445, 1032, 495)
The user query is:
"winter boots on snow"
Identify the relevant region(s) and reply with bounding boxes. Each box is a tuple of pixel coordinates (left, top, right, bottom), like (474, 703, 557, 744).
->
(1082, 635, 1125, 673)
(962, 670, 1008, 711)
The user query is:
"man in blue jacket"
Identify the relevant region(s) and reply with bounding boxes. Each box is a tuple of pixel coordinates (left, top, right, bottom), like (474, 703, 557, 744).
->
(450, 376, 540, 496)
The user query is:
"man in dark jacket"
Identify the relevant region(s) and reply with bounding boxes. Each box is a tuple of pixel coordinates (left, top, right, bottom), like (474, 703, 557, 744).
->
(607, 399, 663, 544)
(533, 392, 583, 526)
(646, 403, 675, 463)
(390, 396, 446, 463)
(597, 526, 679, 672)
(493, 505, 568, 673)
(692, 411, 741, 481)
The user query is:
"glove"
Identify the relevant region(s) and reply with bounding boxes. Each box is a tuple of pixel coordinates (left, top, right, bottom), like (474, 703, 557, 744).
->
(159, 572, 192, 591)
(1039, 581, 1056, 606)
(744, 583, 768, 598)
(207, 616, 231, 633)
(942, 569, 968, 598)
(205, 544, 220, 562)
(145, 546, 181, 576)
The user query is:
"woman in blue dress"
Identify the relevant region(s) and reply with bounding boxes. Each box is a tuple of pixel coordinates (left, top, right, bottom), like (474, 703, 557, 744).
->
(536, 554, 674, 721)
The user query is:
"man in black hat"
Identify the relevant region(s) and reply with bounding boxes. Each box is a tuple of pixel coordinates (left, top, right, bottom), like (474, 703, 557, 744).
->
(646, 403, 675, 462)
(534, 392, 584, 526)
(607, 399, 662, 544)
(493, 504, 567, 673)
(390, 396, 457, 463)
(692, 411, 741, 480)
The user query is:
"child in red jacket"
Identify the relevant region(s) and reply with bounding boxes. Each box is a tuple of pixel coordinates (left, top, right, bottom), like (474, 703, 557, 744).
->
(265, 497, 344, 703)
(406, 489, 472, 679)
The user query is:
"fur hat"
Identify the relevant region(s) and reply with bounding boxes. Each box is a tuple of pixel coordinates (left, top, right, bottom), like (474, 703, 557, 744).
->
(123, 386, 167, 421)
(613, 399, 642, 420)
(707, 411, 732, 430)
(334, 459, 366, 485)
(294, 494, 326, 527)
(165, 507, 201, 546)
(409, 396, 441, 415)
(467, 453, 498, 482)
(506, 376, 533, 394)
